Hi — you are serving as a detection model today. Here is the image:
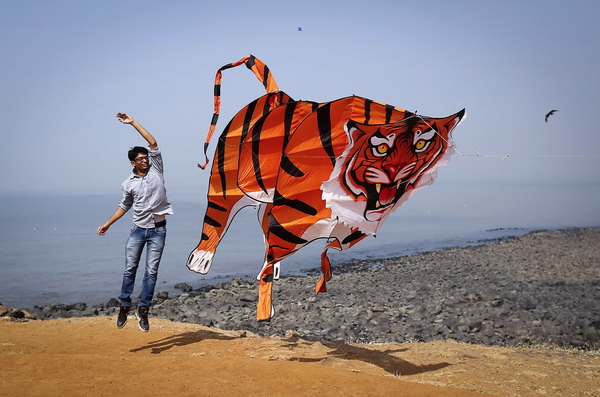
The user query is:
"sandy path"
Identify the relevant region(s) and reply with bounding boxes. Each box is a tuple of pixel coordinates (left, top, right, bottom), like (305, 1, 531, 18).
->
(1, 317, 598, 396)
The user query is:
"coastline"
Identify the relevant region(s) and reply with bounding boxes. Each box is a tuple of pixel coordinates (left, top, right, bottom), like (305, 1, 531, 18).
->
(5, 227, 599, 349)
(2, 228, 599, 397)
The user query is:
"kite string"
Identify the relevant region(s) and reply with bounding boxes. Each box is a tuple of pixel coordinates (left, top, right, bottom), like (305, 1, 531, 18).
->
(457, 152, 600, 159)
(214, 113, 600, 160)
(414, 113, 465, 156)
(413, 114, 600, 160)
(221, 136, 598, 162)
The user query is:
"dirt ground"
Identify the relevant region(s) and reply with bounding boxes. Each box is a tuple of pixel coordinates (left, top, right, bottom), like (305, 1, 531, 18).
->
(1, 317, 598, 396)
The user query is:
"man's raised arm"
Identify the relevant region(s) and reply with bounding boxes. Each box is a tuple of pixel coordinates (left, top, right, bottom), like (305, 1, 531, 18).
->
(116, 112, 158, 149)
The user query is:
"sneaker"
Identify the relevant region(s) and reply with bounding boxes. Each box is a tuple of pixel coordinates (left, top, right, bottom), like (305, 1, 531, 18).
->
(135, 306, 150, 332)
(117, 304, 130, 328)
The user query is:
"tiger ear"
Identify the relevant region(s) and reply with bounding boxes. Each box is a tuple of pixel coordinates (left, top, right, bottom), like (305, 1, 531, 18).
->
(344, 120, 366, 145)
(345, 120, 358, 133)
(442, 108, 466, 132)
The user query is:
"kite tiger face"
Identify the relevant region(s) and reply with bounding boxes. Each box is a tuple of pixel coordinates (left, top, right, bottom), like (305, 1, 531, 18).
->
(323, 112, 463, 230)
(347, 117, 449, 221)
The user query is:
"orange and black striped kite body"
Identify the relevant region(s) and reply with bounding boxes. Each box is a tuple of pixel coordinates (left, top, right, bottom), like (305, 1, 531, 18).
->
(188, 55, 466, 321)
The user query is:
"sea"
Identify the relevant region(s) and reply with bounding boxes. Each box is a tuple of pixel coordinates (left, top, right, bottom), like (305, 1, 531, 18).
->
(1, 180, 599, 309)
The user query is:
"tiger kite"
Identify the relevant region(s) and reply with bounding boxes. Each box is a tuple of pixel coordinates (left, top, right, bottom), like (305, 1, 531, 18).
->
(187, 55, 466, 321)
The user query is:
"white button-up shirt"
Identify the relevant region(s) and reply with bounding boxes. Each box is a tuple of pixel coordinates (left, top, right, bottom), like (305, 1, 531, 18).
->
(118, 146, 173, 228)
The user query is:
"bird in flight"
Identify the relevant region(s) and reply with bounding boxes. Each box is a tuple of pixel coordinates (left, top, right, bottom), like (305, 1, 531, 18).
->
(545, 109, 558, 122)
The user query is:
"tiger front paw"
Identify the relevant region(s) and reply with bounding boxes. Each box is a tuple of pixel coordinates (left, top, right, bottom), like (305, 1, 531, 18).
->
(187, 249, 214, 274)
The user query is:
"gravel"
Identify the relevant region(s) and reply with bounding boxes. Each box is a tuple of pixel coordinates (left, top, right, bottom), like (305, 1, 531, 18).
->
(14, 228, 600, 348)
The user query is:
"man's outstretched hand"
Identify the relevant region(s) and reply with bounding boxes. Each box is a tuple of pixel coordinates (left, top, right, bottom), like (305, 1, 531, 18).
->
(116, 112, 134, 124)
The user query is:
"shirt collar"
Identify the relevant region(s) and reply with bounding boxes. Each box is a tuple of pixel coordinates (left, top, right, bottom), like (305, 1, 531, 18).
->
(129, 168, 148, 179)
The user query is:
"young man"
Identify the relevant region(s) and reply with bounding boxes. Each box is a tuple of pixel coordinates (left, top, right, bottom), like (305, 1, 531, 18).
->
(97, 113, 173, 332)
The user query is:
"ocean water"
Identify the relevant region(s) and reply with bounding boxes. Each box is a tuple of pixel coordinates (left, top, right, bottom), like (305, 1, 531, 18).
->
(1, 181, 599, 308)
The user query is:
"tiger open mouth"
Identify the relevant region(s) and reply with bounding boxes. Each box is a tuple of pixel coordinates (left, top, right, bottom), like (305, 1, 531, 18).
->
(375, 181, 401, 207)
(365, 180, 405, 221)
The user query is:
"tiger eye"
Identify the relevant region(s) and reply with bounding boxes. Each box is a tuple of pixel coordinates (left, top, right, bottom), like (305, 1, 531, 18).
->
(415, 140, 426, 150)
(376, 144, 389, 154)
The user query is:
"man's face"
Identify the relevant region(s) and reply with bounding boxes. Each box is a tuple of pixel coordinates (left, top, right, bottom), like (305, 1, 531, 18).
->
(131, 154, 149, 174)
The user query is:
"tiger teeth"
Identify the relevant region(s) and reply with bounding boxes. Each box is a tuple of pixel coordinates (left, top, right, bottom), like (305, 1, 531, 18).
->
(376, 184, 381, 193)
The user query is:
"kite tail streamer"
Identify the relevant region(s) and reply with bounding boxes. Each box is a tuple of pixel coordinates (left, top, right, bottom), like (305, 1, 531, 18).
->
(315, 240, 342, 294)
(257, 262, 276, 321)
(198, 54, 281, 169)
(315, 249, 332, 293)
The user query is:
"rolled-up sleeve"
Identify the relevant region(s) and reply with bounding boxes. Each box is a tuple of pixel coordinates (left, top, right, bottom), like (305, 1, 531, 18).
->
(118, 184, 133, 212)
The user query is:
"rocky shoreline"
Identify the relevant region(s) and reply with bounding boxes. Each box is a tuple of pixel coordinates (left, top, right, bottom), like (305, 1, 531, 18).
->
(4, 228, 599, 349)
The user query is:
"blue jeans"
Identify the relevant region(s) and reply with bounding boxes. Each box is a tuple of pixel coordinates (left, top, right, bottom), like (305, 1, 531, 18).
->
(119, 224, 166, 307)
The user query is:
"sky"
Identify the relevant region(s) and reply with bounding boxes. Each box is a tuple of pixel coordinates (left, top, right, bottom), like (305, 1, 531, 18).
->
(1, 0, 599, 199)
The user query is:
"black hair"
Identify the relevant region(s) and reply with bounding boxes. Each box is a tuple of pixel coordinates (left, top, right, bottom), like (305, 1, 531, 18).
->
(128, 146, 149, 162)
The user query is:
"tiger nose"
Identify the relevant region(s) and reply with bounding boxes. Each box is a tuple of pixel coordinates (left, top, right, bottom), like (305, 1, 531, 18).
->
(383, 164, 400, 178)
